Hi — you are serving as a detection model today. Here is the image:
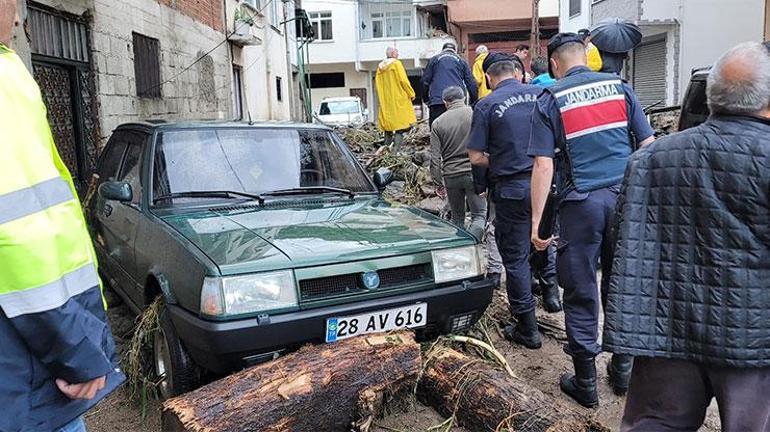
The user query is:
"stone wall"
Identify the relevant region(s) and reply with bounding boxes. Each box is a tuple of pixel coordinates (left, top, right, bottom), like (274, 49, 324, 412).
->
(591, 0, 640, 23)
(91, 0, 232, 141)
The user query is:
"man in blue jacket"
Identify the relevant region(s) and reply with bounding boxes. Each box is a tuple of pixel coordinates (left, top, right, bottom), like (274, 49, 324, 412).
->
(422, 42, 477, 127)
(1, 1, 124, 430)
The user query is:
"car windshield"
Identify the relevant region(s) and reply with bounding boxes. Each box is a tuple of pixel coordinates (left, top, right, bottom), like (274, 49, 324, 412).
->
(152, 128, 375, 204)
(319, 101, 359, 115)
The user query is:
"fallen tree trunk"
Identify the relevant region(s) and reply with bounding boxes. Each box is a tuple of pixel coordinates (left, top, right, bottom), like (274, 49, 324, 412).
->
(162, 332, 420, 432)
(419, 348, 609, 432)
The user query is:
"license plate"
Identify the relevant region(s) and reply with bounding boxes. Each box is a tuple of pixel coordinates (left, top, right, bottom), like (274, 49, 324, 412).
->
(325, 303, 427, 343)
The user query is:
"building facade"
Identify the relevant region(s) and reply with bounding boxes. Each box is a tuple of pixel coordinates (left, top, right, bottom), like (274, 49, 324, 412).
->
(303, 0, 454, 120)
(11, 0, 306, 190)
(447, 0, 559, 65)
(560, 0, 768, 107)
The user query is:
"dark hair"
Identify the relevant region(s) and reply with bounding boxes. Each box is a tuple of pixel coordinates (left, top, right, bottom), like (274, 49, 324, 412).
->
(442, 42, 456, 51)
(577, 29, 591, 41)
(515, 44, 530, 52)
(531, 56, 549, 75)
(487, 59, 524, 78)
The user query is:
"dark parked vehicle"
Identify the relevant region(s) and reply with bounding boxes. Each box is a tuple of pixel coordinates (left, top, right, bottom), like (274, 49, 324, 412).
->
(87, 121, 494, 398)
(678, 67, 711, 131)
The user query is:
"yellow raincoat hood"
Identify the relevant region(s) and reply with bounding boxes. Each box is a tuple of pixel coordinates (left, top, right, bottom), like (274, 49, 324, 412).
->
(375, 58, 416, 132)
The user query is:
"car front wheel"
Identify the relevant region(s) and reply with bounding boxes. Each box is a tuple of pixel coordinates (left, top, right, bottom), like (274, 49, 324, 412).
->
(153, 305, 199, 399)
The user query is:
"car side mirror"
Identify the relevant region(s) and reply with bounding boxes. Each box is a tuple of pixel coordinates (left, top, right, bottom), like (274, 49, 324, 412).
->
(99, 181, 133, 202)
(363, 108, 369, 118)
(373, 167, 394, 191)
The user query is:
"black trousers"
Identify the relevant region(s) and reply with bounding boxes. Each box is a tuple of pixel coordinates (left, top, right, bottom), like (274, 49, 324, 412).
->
(622, 357, 770, 432)
(428, 104, 447, 128)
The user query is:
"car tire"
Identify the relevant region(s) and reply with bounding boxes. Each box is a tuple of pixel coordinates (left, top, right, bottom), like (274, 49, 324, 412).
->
(153, 304, 199, 399)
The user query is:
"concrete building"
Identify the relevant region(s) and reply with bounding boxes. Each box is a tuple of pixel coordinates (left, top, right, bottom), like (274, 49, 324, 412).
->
(303, 0, 454, 119)
(447, 0, 559, 64)
(11, 0, 307, 191)
(559, 0, 768, 106)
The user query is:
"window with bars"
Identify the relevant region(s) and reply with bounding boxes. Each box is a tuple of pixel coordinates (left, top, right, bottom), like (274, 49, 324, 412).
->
(569, 0, 581, 16)
(133, 33, 161, 98)
(308, 11, 333, 40)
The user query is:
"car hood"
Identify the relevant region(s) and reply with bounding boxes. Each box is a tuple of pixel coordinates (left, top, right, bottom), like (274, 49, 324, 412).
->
(159, 197, 474, 275)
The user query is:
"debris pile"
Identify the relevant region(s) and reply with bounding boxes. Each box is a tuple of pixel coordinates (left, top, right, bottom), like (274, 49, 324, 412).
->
(649, 108, 681, 136)
(339, 121, 442, 210)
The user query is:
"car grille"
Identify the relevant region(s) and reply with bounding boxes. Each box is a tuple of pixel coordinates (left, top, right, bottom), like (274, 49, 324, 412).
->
(299, 264, 433, 301)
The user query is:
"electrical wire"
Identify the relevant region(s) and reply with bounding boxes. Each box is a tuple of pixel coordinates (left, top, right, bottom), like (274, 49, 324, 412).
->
(138, 0, 277, 95)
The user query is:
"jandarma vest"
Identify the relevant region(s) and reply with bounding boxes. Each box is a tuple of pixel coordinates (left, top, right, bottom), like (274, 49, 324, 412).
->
(547, 71, 632, 193)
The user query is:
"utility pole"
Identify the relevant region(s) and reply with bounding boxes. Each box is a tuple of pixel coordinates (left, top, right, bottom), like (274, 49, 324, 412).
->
(530, 0, 541, 57)
(282, 0, 296, 120)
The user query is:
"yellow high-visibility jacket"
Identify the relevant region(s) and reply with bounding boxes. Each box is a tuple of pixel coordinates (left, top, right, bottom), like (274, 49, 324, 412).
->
(375, 58, 416, 132)
(0, 44, 123, 431)
(472, 52, 491, 99)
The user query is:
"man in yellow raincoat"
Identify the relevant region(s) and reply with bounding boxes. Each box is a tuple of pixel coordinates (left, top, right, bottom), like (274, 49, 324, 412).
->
(578, 29, 603, 72)
(472, 45, 491, 99)
(375, 47, 416, 152)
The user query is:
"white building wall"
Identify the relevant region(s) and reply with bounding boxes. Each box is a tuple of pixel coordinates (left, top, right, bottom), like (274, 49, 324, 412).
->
(677, 0, 765, 97)
(559, 0, 591, 32)
(306, 0, 358, 64)
(539, 0, 560, 18)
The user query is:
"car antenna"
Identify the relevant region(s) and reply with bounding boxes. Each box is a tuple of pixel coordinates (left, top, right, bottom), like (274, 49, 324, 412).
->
(247, 111, 254, 126)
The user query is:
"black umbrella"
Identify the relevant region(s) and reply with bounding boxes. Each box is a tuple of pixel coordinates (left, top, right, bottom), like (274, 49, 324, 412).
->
(590, 18, 643, 54)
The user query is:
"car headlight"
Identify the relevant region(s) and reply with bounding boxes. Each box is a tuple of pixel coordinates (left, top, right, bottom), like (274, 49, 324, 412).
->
(431, 246, 484, 284)
(200, 270, 298, 317)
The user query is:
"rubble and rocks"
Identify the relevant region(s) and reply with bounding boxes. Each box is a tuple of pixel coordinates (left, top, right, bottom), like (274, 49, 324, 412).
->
(340, 121, 439, 206)
(649, 108, 681, 136)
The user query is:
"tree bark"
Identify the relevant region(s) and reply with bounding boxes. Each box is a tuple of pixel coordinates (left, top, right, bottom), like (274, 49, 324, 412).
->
(418, 348, 609, 432)
(162, 332, 421, 432)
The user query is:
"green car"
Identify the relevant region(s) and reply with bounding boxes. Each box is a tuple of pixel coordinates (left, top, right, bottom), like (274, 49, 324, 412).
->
(87, 121, 494, 398)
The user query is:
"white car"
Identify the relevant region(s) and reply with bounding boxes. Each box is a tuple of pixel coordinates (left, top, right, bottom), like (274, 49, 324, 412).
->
(316, 97, 369, 127)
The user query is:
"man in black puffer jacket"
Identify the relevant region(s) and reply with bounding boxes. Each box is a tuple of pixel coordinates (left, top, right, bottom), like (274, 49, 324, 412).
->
(604, 41, 770, 431)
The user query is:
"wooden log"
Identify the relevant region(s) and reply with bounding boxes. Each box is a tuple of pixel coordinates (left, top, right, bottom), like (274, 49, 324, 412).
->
(162, 332, 421, 432)
(419, 348, 609, 432)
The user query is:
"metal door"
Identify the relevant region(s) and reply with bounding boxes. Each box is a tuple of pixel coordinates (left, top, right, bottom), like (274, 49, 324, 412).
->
(632, 38, 667, 107)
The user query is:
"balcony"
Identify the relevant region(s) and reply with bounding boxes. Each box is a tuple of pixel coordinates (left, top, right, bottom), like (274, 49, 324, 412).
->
(357, 35, 455, 68)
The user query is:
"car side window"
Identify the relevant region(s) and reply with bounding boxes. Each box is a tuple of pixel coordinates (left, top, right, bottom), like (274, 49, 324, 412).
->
(117, 138, 144, 206)
(98, 134, 129, 181)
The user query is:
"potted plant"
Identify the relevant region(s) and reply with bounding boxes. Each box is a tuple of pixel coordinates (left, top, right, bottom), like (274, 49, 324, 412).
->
(234, 8, 255, 37)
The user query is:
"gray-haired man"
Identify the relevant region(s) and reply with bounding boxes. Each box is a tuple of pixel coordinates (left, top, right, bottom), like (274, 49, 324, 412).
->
(604, 41, 770, 431)
(430, 86, 486, 240)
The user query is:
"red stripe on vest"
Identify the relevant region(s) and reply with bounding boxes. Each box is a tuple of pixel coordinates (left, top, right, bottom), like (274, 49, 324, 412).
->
(561, 99, 628, 137)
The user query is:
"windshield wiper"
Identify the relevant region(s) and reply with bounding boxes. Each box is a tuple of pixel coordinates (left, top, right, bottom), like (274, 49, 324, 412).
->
(262, 186, 356, 199)
(153, 190, 264, 205)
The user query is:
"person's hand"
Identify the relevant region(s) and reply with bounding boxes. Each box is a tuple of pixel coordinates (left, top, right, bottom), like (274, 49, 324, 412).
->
(531, 228, 554, 252)
(56, 376, 106, 400)
(436, 186, 447, 199)
(479, 190, 487, 199)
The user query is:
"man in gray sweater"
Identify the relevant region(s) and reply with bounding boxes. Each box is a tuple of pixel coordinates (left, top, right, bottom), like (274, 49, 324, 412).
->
(430, 86, 486, 239)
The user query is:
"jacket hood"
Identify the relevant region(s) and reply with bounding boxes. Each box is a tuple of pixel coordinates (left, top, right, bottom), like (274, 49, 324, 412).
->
(378, 58, 398, 71)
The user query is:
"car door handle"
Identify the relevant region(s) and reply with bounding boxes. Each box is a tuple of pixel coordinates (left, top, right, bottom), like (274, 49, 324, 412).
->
(104, 203, 113, 217)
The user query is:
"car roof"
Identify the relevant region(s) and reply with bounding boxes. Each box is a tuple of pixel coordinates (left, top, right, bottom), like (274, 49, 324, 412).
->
(115, 120, 332, 132)
(322, 97, 360, 102)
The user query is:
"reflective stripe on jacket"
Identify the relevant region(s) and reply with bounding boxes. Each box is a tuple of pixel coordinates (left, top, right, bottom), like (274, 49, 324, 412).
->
(0, 44, 124, 432)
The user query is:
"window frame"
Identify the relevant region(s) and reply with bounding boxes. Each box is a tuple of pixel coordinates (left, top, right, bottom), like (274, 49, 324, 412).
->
(569, 0, 582, 17)
(132, 32, 162, 99)
(308, 11, 333, 41)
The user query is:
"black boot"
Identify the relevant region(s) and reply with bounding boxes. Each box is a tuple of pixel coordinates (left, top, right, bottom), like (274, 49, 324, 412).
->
(540, 277, 563, 313)
(504, 310, 542, 349)
(560, 357, 599, 408)
(607, 354, 633, 396)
